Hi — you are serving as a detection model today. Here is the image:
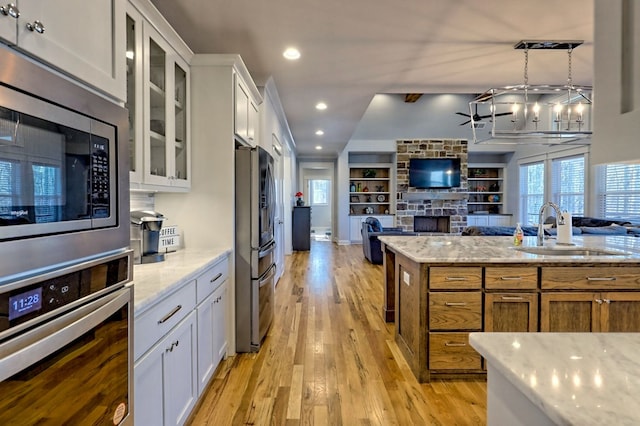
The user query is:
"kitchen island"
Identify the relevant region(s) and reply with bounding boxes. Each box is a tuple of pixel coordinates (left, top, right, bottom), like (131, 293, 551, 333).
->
(378, 235, 640, 382)
(469, 332, 640, 425)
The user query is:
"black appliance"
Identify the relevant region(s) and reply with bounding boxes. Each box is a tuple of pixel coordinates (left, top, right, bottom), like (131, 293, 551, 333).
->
(235, 145, 276, 352)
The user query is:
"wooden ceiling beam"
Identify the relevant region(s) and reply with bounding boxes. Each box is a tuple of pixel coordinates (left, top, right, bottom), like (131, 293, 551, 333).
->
(404, 93, 422, 103)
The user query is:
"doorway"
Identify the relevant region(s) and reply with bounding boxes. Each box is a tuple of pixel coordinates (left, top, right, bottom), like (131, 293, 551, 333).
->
(299, 162, 334, 243)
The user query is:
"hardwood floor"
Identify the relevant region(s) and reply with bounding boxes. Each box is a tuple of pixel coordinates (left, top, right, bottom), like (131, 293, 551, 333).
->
(188, 241, 487, 425)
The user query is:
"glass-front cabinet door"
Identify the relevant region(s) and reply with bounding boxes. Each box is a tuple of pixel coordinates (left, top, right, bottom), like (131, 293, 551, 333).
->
(172, 60, 190, 188)
(125, 6, 190, 191)
(144, 25, 169, 186)
(125, 7, 143, 184)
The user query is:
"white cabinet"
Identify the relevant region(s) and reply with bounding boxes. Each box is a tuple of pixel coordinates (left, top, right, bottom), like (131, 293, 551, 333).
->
(195, 258, 229, 395)
(467, 215, 512, 227)
(127, 2, 191, 191)
(235, 73, 260, 146)
(135, 311, 198, 426)
(0, 0, 125, 100)
(350, 215, 395, 242)
(467, 215, 489, 227)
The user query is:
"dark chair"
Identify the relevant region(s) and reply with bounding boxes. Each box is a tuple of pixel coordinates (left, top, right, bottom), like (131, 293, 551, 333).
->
(361, 217, 408, 264)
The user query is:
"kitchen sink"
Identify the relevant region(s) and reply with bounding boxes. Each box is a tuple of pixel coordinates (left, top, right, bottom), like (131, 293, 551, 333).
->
(513, 246, 631, 256)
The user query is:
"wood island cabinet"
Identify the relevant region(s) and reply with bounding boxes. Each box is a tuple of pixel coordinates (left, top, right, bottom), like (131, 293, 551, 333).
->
(540, 266, 640, 332)
(385, 244, 640, 383)
(484, 266, 539, 333)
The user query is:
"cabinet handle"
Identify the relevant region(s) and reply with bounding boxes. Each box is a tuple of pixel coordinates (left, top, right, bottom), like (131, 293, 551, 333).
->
(595, 298, 603, 305)
(26, 20, 45, 34)
(157, 304, 182, 324)
(603, 299, 611, 304)
(165, 340, 180, 353)
(445, 342, 467, 347)
(587, 277, 617, 281)
(210, 272, 223, 283)
(444, 302, 467, 307)
(0, 3, 19, 18)
(445, 277, 468, 281)
(501, 296, 524, 301)
(500, 276, 522, 281)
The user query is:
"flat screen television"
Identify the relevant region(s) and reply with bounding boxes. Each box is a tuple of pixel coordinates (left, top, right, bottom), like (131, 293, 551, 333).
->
(409, 158, 461, 189)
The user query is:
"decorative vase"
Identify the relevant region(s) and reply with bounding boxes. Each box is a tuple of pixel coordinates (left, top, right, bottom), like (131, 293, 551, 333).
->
(296, 198, 304, 206)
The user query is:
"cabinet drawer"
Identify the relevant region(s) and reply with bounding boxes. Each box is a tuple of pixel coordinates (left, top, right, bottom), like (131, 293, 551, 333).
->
(429, 267, 482, 289)
(541, 267, 640, 290)
(429, 333, 482, 370)
(135, 282, 197, 360)
(429, 292, 482, 330)
(485, 267, 538, 290)
(196, 257, 230, 304)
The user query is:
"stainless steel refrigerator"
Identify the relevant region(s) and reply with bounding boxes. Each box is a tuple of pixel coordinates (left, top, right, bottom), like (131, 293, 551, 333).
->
(235, 145, 276, 352)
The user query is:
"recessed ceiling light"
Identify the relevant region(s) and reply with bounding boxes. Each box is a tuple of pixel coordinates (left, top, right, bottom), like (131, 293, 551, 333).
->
(283, 47, 300, 60)
(315, 130, 324, 136)
(315, 102, 327, 110)
(315, 146, 323, 150)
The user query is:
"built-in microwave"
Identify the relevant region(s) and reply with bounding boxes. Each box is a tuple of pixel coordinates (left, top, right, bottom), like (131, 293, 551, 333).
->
(0, 46, 130, 283)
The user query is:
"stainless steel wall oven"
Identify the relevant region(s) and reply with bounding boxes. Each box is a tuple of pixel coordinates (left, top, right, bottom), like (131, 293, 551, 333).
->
(0, 250, 133, 425)
(0, 47, 130, 282)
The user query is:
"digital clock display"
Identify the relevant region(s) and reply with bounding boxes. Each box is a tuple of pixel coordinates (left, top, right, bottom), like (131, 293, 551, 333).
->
(9, 288, 42, 321)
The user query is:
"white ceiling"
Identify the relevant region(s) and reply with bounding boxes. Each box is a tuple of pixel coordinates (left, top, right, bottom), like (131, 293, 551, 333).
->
(149, 0, 594, 158)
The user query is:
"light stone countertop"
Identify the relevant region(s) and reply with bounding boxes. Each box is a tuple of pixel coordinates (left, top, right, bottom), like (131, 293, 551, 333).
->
(469, 332, 640, 425)
(131, 247, 231, 316)
(378, 234, 640, 264)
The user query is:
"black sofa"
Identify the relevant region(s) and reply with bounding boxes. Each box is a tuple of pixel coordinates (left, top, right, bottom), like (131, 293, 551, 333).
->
(361, 217, 411, 264)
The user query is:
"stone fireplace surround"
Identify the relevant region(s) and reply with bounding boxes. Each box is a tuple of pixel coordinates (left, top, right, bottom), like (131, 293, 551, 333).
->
(396, 139, 468, 234)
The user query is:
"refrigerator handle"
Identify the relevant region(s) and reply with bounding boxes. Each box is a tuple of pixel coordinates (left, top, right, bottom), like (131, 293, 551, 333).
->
(258, 240, 276, 257)
(258, 263, 277, 287)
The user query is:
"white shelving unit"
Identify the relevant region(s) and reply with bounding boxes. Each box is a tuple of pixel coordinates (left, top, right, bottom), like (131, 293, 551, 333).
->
(349, 164, 393, 215)
(467, 163, 506, 215)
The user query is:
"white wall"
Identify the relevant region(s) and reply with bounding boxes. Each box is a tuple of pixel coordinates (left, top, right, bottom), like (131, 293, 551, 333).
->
(591, 0, 640, 164)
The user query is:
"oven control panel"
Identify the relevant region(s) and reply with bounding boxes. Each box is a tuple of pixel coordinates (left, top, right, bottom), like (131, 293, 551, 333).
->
(0, 252, 130, 334)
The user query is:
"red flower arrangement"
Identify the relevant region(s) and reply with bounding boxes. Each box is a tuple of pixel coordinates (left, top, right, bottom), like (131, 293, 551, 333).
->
(295, 192, 303, 198)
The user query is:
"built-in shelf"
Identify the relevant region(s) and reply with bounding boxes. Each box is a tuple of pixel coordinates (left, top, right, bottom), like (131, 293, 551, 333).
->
(467, 164, 506, 214)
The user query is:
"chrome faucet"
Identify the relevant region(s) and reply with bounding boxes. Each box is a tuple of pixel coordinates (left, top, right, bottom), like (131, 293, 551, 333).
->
(537, 201, 565, 246)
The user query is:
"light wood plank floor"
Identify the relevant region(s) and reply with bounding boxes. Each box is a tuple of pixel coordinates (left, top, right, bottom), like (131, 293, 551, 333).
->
(188, 241, 487, 425)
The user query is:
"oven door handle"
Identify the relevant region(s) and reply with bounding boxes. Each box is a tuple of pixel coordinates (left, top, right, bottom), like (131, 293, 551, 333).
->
(0, 287, 131, 382)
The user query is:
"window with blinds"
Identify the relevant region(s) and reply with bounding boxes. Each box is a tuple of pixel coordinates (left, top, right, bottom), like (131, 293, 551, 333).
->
(310, 179, 330, 205)
(519, 161, 545, 225)
(552, 155, 585, 215)
(0, 160, 21, 218)
(597, 164, 640, 219)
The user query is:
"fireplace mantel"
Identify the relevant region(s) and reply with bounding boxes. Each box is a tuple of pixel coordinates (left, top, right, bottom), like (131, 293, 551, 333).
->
(402, 192, 468, 201)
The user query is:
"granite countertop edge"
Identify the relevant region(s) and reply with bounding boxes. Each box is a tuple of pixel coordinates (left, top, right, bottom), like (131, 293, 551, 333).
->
(378, 235, 640, 264)
(469, 332, 640, 425)
(131, 247, 232, 316)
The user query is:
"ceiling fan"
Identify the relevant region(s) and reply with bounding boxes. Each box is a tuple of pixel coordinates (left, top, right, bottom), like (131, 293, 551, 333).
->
(456, 103, 511, 126)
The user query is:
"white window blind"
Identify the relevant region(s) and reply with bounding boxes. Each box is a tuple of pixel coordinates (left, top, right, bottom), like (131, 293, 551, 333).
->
(32, 164, 61, 223)
(519, 161, 545, 225)
(552, 155, 585, 215)
(597, 164, 640, 219)
(0, 160, 20, 216)
(310, 179, 329, 205)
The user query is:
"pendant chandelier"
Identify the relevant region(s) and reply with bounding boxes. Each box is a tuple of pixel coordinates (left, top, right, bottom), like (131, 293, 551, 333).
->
(471, 40, 592, 145)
